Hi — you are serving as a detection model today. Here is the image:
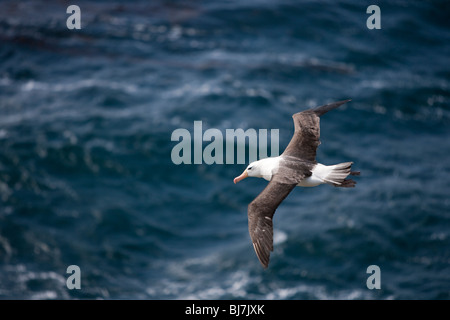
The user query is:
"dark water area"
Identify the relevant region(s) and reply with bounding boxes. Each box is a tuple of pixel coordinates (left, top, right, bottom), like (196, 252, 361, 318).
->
(0, 0, 449, 299)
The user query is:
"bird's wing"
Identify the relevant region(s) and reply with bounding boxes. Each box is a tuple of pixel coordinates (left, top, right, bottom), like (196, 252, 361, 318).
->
(247, 178, 298, 268)
(282, 99, 351, 161)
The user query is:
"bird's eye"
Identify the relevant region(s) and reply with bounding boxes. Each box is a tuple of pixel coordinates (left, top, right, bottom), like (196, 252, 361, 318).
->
(248, 167, 252, 170)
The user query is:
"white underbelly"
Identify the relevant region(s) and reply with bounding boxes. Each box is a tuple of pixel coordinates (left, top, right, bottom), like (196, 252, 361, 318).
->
(297, 175, 323, 187)
(296, 163, 327, 187)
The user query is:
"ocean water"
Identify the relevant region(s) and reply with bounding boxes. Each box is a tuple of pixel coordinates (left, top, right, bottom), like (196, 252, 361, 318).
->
(0, 0, 449, 300)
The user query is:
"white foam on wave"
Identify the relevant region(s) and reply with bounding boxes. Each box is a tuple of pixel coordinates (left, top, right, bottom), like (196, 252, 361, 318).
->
(30, 290, 58, 300)
(0, 129, 9, 139)
(145, 252, 262, 300)
(145, 244, 397, 300)
(0, 235, 13, 257)
(178, 268, 257, 300)
(273, 229, 287, 245)
(18, 270, 66, 285)
(1, 264, 70, 299)
(147, 251, 386, 300)
(265, 284, 377, 300)
(21, 79, 139, 94)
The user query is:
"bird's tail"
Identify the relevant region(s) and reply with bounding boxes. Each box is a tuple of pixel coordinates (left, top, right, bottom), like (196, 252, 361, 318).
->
(322, 162, 360, 188)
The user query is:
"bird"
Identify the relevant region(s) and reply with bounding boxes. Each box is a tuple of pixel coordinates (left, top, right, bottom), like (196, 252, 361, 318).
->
(233, 99, 360, 268)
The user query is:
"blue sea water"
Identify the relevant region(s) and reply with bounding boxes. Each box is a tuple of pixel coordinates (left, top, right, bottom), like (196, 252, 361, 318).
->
(0, 0, 449, 300)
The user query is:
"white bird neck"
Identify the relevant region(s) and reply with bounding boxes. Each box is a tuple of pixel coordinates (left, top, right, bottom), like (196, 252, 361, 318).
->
(256, 157, 281, 181)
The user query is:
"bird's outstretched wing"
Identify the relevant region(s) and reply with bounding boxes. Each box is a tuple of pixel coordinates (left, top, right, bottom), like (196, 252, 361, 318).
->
(247, 178, 297, 268)
(282, 99, 351, 161)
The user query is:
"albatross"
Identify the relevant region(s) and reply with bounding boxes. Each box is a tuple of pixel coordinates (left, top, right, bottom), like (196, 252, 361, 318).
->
(233, 99, 360, 268)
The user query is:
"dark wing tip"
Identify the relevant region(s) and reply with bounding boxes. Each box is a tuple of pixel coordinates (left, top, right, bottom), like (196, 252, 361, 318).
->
(312, 99, 351, 117)
(249, 218, 273, 269)
(253, 242, 270, 269)
(248, 202, 275, 269)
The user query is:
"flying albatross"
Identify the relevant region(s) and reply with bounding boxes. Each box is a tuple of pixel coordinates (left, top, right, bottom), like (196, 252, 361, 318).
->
(233, 99, 360, 268)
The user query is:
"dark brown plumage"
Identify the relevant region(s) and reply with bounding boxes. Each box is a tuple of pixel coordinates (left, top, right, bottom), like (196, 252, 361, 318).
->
(282, 99, 351, 161)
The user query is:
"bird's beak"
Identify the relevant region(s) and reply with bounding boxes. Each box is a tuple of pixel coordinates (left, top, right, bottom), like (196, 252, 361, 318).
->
(234, 170, 248, 184)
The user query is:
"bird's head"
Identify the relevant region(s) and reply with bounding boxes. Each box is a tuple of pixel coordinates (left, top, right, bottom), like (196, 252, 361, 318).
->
(233, 161, 261, 184)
